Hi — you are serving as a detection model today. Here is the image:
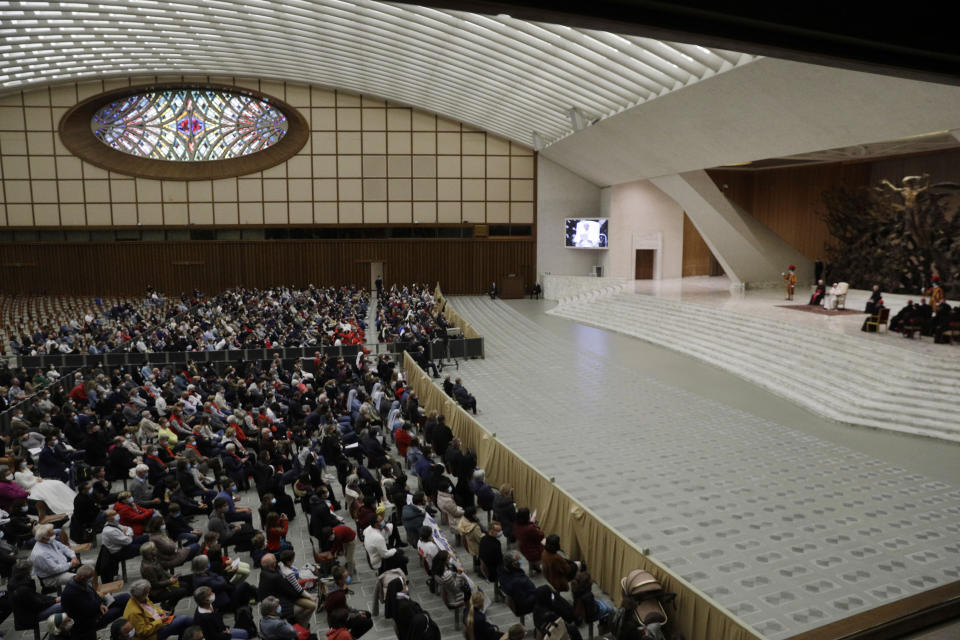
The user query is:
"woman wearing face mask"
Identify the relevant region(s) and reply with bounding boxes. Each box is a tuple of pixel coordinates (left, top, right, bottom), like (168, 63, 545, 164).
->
(114, 491, 155, 536)
(14, 456, 77, 514)
(122, 579, 193, 640)
(145, 515, 200, 568)
(191, 585, 249, 640)
(322, 565, 373, 638)
(139, 542, 191, 611)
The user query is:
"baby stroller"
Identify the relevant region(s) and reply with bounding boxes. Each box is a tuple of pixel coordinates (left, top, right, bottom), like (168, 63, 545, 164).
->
(606, 570, 679, 640)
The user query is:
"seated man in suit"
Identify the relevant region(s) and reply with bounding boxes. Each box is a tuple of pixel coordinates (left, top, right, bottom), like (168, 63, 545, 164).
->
(452, 378, 478, 415)
(131, 464, 161, 508)
(38, 434, 73, 482)
(62, 565, 130, 640)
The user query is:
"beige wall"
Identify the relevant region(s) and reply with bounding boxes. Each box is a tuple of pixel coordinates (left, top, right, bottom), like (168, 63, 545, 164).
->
(0, 75, 535, 227)
(600, 179, 684, 280)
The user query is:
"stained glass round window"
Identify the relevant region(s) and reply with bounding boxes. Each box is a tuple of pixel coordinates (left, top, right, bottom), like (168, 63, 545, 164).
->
(90, 88, 289, 162)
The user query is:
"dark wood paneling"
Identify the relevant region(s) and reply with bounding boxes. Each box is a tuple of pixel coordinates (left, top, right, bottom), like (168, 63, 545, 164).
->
(681, 212, 713, 276)
(784, 579, 960, 640)
(707, 163, 872, 261)
(0, 239, 535, 296)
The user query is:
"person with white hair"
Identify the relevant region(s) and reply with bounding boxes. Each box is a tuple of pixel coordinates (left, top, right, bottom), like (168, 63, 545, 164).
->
(139, 411, 160, 443)
(29, 523, 79, 586)
(131, 464, 161, 508)
(258, 596, 296, 640)
(102, 508, 150, 561)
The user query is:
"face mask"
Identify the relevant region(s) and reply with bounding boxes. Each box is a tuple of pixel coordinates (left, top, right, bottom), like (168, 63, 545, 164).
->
(345, 575, 352, 585)
(4, 475, 11, 482)
(271, 498, 276, 505)
(126, 497, 134, 504)
(160, 525, 166, 531)
(113, 516, 120, 523)
(52, 440, 58, 446)
(87, 488, 94, 495)
(128, 629, 135, 640)
(21, 506, 28, 513)
(231, 486, 237, 493)
(0, 531, 5, 539)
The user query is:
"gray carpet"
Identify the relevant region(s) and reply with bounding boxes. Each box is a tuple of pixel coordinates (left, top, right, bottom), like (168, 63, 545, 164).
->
(442, 296, 960, 640)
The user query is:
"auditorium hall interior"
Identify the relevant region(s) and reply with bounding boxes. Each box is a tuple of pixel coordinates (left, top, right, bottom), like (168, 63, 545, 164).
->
(1, 2, 959, 640)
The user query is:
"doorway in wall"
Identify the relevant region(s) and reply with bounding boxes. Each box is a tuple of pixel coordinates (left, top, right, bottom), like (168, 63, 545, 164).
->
(370, 261, 383, 293)
(635, 250, 655, 279)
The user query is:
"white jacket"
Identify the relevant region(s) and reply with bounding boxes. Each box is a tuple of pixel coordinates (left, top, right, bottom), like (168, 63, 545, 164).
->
(362, 524, 395, 570)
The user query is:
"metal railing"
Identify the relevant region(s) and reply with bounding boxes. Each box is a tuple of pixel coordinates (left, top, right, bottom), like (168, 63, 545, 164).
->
(13, 337, 485, 371)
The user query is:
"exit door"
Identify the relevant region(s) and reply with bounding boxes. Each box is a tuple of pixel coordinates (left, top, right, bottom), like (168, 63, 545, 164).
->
(635, 250, 655, 279)
(370, 262, 383, 294)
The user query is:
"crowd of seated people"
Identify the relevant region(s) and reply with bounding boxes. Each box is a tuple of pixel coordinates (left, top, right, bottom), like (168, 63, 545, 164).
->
(6, 285, 370, 358)
(376, 284, 443, 345)
(0, 279, 646, 640)
(888, 298, 960, 342)
(5, 289, 194, 357)
(189, 286, 369, 351)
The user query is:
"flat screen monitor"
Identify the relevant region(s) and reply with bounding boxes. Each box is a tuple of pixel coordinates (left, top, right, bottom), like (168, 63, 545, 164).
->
(565, 218, 608, 248)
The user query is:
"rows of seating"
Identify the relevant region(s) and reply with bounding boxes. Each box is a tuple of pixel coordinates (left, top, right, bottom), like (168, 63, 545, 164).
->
(548, 292, 960, 442)
(0, 293, 179, 357)
(0, 308, 638, 640)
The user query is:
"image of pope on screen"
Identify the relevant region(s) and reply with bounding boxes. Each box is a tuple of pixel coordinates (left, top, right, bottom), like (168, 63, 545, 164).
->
(565, 218, 608, 248)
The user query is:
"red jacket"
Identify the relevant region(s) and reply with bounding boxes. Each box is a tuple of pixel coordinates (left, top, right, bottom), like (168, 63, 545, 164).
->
(331, 525, 356, 555)
(395, 429, 412, 458)
(115, 500, 155, 535)
(266, 519, 289, 551)
(514, 522, 545, 563)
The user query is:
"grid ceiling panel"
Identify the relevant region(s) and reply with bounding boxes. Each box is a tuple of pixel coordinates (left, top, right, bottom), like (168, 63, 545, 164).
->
(0, 0, 756, 146)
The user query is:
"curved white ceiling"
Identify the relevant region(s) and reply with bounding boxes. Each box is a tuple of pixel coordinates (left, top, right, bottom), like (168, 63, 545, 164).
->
(0, 0, 755, 146)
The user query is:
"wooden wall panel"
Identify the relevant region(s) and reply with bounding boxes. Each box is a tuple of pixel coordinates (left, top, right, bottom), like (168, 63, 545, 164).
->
(707, 163, 871, 261)
(0, 239, 535, 296)
(681, 212, 713, 276)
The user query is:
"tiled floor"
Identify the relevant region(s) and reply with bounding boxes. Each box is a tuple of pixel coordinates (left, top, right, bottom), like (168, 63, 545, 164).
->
(442, 295, 960, 640)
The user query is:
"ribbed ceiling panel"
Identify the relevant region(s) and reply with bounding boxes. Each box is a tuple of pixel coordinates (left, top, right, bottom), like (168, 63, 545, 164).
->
(0, 0, 755, 146)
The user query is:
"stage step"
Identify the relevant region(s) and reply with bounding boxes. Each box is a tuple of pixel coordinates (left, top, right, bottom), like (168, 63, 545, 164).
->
(549, 293, 960, 442)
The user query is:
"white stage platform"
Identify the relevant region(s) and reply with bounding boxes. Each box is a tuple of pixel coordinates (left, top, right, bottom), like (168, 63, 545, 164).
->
(546, 276, 960, 442)
(442, 294, 960, 640)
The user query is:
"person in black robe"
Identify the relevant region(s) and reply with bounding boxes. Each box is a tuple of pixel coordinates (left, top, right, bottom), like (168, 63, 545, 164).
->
(864, 285, 883, 314)
(809, 280, 826, 306)
(888, 301, 914, 333)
